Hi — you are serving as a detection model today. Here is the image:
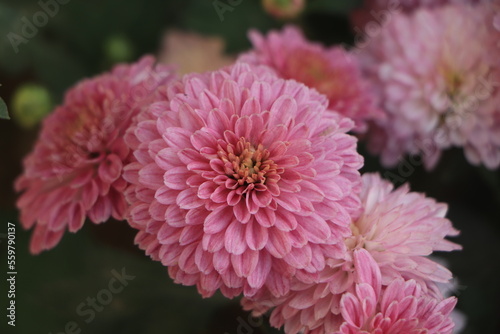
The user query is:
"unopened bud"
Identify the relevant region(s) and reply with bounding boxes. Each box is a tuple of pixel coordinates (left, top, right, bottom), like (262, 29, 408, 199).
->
(12, 83, 52, 129)
(262, 0, 306, 20)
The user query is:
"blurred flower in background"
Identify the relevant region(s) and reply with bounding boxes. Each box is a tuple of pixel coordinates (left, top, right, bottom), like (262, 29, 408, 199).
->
(159, 30, 235, 75)
(359, 2, 500, 169)
(240, 25, 385, 132)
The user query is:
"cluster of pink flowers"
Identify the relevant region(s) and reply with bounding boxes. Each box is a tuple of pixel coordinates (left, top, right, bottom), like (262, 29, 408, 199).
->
(242, 173, 460, 333)
(18, 2, 495, 331)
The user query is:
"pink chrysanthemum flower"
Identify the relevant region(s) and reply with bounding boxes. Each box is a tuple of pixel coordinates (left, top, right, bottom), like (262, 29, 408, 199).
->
(335, 257, 457, 334)
(339, 173, 461, 290)
(359, 3, 500, 169)
(124, 62, 364, 299)
(243, 173, 461, 333)
(239, 26, 384, 132)
(15, 56, 176, 254)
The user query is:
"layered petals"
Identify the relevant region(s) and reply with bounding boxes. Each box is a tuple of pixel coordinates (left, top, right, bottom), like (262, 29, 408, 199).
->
(243, 173, 461, 333)
(15, 56, 176, 254)
(124, 62, 364, 298)
(240, 25, 385, 132)
(359, 2, 500, 169)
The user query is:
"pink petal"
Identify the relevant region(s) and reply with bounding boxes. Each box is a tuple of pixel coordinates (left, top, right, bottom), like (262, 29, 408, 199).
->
(176, 188, 204, 209)
(88, 196, 112, 223)
(265, 228, 292, 258)
(245, 219, 269, 251)
(164, 166, 190, 190)
(247, 252, 272, 289)
(68, 203, 85, 232)
(231, 250, 259, 277)
(204, 206, 233, 234)
(269, 96, 296, 128)
(298, 213, 331, 243)
(225, 220, 247, 255)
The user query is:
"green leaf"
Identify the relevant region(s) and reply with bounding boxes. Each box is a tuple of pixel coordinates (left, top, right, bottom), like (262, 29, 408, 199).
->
(0, 97, 9, 119)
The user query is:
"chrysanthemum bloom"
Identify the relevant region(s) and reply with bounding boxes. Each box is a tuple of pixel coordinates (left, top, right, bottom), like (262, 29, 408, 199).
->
(15, 56, 176, 254)
(124, 62, 364, 299)
(262, 0, 306, 19)
(359, 3, 500, 169)
(336, 265, 457, 334)
(239, 26, 384, 132)
(243, 173, 461, 333)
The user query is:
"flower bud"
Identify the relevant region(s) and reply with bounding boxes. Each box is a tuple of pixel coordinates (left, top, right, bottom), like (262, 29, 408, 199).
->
(262, 0, 305, 20)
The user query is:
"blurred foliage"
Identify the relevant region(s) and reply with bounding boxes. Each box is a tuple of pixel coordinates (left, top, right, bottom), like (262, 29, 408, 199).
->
(0, 97, 9, 119)
(102, 34, 135, 66)
(0, 0, 499, 334)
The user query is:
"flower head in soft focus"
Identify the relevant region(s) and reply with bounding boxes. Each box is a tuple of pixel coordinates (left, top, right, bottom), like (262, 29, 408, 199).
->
(243, 173, 461, 334)
(359, 3, 500, 169)
(159, 30, 235, 75)
(335, 262, 457, 334)
(240, 26, 384, 132)
(262, 0, 306, 19)
(351, 0, 486, 29)
(15, 56, 176, 254)
(123, 62, 364, 299)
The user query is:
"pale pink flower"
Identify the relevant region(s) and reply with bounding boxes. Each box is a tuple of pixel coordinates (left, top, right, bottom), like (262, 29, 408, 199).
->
(159, 30, 235, 75)
(243, 173, 461, 333)
(359, 3, 500, 169)
(15, 56, 176, 254)
(240, 26, 384, 132)
(336, 266, 457, 334)
(342, 173, 461, 289)
(124, 62, 364, 299)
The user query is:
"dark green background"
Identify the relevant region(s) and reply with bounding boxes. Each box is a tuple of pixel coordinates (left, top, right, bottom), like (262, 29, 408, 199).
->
(1, 1, 499, 333)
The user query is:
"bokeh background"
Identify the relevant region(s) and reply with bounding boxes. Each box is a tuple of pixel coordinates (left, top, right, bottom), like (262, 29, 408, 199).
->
(0, 0, 499, 333)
